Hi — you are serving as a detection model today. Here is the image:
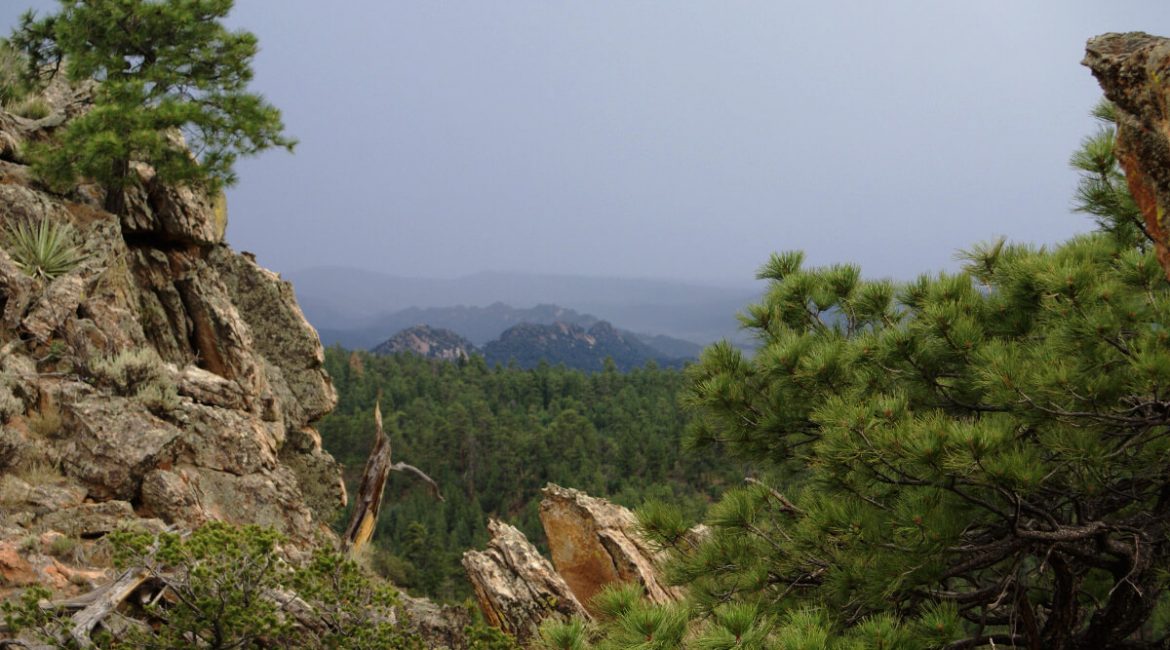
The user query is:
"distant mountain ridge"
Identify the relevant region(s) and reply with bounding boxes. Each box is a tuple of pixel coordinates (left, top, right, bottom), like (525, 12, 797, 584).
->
(489, 321, 693, 370)
(321, 302, 597, 349)
(321, 302, 705, 360)
(290, 268, 760, 348)
(370, 319, 697, 371)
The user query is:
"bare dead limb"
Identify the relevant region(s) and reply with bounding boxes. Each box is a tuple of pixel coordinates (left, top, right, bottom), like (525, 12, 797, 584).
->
(342, 402, 443, 556)
(68, 568, 149, 648)
(391, 462, 444, 502)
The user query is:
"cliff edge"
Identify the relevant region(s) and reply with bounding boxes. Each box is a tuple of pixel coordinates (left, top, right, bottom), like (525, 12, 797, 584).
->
(0, 79, 343, 595)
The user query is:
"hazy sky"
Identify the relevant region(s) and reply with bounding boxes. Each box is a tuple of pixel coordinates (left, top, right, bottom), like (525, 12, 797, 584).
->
(6, 2, 1170, 285)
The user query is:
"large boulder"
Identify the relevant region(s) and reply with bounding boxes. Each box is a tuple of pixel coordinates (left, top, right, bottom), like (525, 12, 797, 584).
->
(539, 484, 685, 612)
(463, 519, 590, 642)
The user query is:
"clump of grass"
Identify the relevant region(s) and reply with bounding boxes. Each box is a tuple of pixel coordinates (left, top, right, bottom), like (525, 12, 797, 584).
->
(5, 218, 84, 281)
(18, 534, 38, 553)
(15, 460, 63, 486)
(89, 348, 166, 395)
(47, 535, 81, 562)
(89, 348, 180, 415)
(27, 401, 62, 438)
(9, 96, 49, 120)
(135, 382, 179, 416)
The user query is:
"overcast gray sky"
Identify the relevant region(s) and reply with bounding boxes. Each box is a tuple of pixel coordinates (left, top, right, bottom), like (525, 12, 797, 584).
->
(6, 1, 1170, 285)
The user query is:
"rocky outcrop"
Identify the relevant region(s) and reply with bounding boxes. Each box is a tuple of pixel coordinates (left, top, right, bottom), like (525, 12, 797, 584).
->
(1084, 32, 1170, 280)
(539, 484, 686, 612)
(464, 485, 688, 637)
(0, 82, 341, 591)
(462, 519, 590, 642)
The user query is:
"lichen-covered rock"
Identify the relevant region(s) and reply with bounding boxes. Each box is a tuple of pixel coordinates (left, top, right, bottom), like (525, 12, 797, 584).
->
(397, 594, 472, 650)
(121, 162, 226, 245)
(0, 247, 36, 330)
(539, 484, 685, 612)
(278, 427, 346, 523)
(1085, 32, 1170, 280)
(176, 364, 248, 410)
(59, 395, 183, 501)
(38, 501, 148, 538)
(209, 247, 337, 428)
(463, 519, 590, 642)
(139, 468, 204, 526)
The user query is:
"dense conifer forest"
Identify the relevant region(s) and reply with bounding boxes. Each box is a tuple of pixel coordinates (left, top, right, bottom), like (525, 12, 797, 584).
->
(317, 349, 742, 600)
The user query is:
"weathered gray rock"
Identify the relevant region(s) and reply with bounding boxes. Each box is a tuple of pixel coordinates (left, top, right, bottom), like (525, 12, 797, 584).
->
(22, 274, 85, 342)
(39, 501, 138, 537)
(0, 247, 36, 330)
(210, 247, 337, 428)
(539, 484, 685, 612)
(59, 396, 182, 501)
(176, 364, 248, 410)
(463, 519, 590, 642)
(398, 594, 473, 650)
(278, 427, 346, 524)
(138, 468, 203, 526)
(183, 465, 316, 542)
(121, 162, 226, 245)
(170, 402, 281, 475)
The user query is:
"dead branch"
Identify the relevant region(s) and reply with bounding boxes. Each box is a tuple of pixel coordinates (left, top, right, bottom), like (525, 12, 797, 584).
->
(341, 402, 443, 556)
(68, 568, 149, 648)
(391, 462, 444, 502)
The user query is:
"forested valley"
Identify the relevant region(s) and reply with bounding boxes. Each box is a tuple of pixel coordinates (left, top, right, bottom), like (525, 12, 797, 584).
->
(317, 349, 742, 601)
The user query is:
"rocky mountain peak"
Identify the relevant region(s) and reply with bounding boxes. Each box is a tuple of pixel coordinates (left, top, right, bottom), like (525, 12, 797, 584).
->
(371, 324, 477, 361)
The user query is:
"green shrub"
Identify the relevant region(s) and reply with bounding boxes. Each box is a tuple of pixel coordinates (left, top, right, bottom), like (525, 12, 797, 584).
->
(88, 348, 166, 395)
(5, 522, 425, 649)
(4, 219, 84, 281)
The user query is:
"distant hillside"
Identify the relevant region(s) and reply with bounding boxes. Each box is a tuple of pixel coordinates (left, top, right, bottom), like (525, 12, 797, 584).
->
(482, 321, 687, 371)
(633, 333, 703, 359)
(290, 268, 760, 347)
(319, 302, 597, 349)
(370, 325, 477, 361)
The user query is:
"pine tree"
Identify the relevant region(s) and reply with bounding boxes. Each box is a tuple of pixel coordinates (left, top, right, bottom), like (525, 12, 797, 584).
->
(9, 0, 293, 214)
(543, 102, 1170, 649)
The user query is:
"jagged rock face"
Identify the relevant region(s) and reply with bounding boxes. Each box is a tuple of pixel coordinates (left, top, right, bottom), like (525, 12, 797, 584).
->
(538, 484, 685, 614)
(0, 86, 342, 572)
(1084, 32, 1170, 280)
(462, 519, 590, 642)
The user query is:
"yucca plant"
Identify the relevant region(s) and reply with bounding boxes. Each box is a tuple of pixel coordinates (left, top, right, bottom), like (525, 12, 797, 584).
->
(5, 219, 84, 280)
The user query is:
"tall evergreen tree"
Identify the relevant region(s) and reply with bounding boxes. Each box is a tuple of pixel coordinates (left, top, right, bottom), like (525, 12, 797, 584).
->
(545, 104, 1170, 649)
(9, 0, 293, 214)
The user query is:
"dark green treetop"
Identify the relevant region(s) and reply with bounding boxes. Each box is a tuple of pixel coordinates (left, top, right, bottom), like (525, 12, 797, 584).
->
(9, 0, 293, 214)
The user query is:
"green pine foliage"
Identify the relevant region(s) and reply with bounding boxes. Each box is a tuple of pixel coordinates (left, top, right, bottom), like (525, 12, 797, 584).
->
(8, 0, 294, 214)
(542, 105, 1170, 649)
(318, 350, 742, 601)
(633, 108, 1170, 648)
